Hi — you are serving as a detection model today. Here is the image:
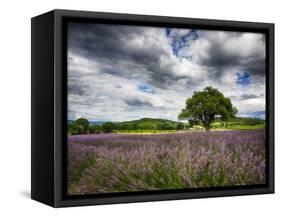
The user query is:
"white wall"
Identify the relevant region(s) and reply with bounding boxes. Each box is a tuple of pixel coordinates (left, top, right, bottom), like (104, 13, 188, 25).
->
(0, 0, 279, 216)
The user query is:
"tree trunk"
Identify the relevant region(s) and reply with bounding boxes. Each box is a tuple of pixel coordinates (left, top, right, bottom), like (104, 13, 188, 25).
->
(204, 123, 211, 132)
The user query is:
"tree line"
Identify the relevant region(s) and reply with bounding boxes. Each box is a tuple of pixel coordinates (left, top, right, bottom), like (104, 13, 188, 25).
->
(68, 118, 187, 135)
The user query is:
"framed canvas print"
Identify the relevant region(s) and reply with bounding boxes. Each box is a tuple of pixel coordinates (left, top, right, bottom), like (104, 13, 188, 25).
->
(31, 9, 274, 207)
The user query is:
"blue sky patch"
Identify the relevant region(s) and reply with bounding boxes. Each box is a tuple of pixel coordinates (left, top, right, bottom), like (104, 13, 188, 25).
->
(239, 111, 265, 120)
(166, 28, 199, 58)
(236, 72, 251, 85)
(138, 82, 155, 94)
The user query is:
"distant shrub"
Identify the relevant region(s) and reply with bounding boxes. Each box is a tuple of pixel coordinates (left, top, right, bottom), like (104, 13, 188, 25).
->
(89, 125, 102, 134)
(184, 123, 190, 129)
(157, 122, 176, 130)
(211, 122, 222, 129)
(102, 122, 115, 133)
(68, 124, 80, 135)
(176, 122, 185, 130)
(191, 125, 204, 130)
(75, 118, 90, 134)
(68, 118, 90, 135)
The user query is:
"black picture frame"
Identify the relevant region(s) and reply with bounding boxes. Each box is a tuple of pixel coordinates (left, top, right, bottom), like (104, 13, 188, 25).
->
(31, 9, 274, 207)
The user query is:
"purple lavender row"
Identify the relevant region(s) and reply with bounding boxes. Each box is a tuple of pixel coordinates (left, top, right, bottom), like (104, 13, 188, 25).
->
(67, 130, 265, 195)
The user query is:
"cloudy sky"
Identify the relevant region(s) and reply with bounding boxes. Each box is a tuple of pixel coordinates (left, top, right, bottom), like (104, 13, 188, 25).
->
(67, 22, 266, 122)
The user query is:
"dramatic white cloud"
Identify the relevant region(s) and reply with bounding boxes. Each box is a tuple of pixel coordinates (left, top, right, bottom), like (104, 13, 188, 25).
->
(67, 23, 266, 122)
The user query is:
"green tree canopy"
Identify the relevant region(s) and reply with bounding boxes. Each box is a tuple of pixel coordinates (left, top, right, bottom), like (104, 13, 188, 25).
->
(157, 122, 175, 130)
(68, 123, 79, 135)
(176, 122, 185, 130)
(102, 122, 115, 133)
(89, 125, 102, 134)
(178, 86, 237, 131)
(74, 118, 89, 134)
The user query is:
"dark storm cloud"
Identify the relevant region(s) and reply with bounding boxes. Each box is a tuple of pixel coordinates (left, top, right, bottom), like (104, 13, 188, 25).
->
(68, 68, 91, 96)
(68, 23, 139, 59)
(124, 98, 154, 107)
(68, 24, 265, 88)
(239, 93, 263, 100)
(243, 59, 266, 77)
(68, 82, 89, 96)
(148, 71, 188, 88)
(68, 81, 89, 98)
(199, 48, 240, 68)
(68, 22, 191, 90)
(68, 22, 164, 69)
(192, 31, 266, 80)
(195, 32, 244, 67)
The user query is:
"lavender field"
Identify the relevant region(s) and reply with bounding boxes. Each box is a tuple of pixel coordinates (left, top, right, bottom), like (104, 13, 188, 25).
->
(67, 130, 266, 195)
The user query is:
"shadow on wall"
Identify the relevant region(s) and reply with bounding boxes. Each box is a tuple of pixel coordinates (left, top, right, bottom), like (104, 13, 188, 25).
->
(19, 191, 31, 199)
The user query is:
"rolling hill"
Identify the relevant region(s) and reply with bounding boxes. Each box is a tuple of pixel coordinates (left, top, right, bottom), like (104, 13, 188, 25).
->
(116, 118, 179, 130)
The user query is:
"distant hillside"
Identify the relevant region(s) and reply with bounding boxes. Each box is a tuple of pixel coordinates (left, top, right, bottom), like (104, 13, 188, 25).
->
(68, 117, 181, 132)
(116, 118, 179, 130)
(120, 117, 177, 124)
(68, 120, 105, 126)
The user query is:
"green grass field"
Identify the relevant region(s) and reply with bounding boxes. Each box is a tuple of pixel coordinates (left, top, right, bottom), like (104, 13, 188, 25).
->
(226, 124, 265, 130)
(113, 129, 178, 134)
(113, 124, 265, 134)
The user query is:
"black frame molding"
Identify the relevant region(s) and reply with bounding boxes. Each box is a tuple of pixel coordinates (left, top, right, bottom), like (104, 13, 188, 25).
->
(31, 9, 274, 207)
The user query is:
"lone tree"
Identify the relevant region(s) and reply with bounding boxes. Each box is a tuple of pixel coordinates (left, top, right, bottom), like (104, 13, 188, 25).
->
(178, 86, 237, 131)
(75, 118, 89, 134)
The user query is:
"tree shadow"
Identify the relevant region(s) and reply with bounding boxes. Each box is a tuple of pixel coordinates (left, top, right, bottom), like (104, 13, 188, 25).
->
(19, 191, 31, 199)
